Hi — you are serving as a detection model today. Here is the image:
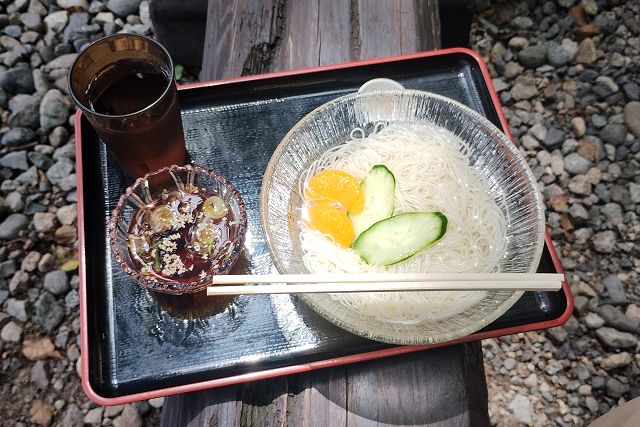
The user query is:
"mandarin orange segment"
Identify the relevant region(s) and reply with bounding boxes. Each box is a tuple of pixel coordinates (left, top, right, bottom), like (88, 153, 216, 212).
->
(306, 170, 364, 214)
(307, 202, 355, 248)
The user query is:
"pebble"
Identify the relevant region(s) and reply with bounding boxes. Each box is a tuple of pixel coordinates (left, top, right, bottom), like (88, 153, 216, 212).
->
(46, 158, 74, 187)
(43, 270, 69, 296)
(1, 127, 35, 146)
(84, 407, 104, 425)
(623, 102, 640, 136)
(606, 378, 628, 399)
(584, 312, 604, 329)
(30, 360, 49, 389)
(602, 275, 627, 305)
(56, 204, 77, 225)
(6, 299, 27, 322)
(148, 397, 164, 408)
(39, 89, 71, 132)
(598, 305, 639, 333)
(33, 212, 57, 233)
(60, 403, 84, 427)
(0, 68, 35, 94)
(600, 124, 627, 146)
(568, 175, 592, 195)
(0, 260, 16, 278)
(0, 151, 29, 170)
(0, 213, 29, 239)
(57, 0, 89, 8)
(65, 289, 79, 308)
(519, 44, 547, 68)
(592, 230, 616, 253)
(106, 0, 141, 17)
(35, 292, 64, 332)
(601, 352, 633, 370)
(574, 38, 596, 64)
(571, 117, 586, 137)
(43, 11, 68, 34)
(547, 41, 571, 66)
(595, 327, 638, 349)
(563, 152, 592, 175)
(508, 394, 532, 424)
(1, 320, 23, 342)
(9, 270, 29, 295)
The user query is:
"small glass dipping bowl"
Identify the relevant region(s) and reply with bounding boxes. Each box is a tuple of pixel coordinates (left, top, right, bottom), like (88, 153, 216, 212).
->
(109, 165, 248, 294)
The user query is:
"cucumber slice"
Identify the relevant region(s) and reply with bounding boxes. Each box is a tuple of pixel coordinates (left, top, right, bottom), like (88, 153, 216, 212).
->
(349, 165, 395, 238)
(353, 212, 447, 266)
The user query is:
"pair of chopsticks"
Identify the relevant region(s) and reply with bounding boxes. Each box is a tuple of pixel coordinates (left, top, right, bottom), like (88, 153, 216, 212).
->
(206, 273, 564, 296)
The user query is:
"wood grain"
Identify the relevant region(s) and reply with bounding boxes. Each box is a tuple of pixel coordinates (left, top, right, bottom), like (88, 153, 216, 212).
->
(200, 0, 440, 80)
(163, 1, 489, 426)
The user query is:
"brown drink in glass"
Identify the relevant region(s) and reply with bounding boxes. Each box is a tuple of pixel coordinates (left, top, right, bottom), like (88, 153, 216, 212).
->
(69, 34, 187, 178)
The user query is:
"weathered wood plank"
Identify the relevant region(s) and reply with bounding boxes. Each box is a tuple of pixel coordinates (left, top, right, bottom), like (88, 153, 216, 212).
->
(163, 1, 488, 426)
(200, 0, 440, 80)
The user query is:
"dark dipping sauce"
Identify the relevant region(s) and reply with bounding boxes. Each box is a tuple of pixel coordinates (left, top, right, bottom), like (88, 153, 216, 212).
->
(127, 187, 235, 284)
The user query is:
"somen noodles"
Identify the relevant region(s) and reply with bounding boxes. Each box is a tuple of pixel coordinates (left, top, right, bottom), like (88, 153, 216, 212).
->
(298, 123, 508, 323)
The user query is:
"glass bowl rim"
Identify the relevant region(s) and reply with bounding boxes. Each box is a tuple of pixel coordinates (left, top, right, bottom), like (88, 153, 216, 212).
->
(258, 89, 546, 344)
(109, 164, 248, 295)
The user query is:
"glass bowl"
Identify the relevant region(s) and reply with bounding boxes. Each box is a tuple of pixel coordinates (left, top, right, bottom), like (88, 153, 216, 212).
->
(260, 90, 545, 345)
(109, 165, 248, 295)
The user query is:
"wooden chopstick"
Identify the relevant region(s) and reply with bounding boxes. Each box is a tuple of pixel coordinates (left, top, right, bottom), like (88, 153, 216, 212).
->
(206, 273, 564, 296)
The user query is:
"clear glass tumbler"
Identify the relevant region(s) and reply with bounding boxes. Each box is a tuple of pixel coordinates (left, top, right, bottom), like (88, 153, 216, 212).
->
(69, 34, 187, 178)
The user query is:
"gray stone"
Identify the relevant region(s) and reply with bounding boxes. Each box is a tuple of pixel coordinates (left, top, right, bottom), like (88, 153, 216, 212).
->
(592, 376, 606, 390)
(8, 94, 40, 129)
(598, 305, 639, 333)
(30, 360, 48, 389)
(0, 260, 16, 278)
(43, 270, 69, 296)
(543, 127, 564, 149)
(573, 363, 591, 382)
(600, 124, 627, 146)
(21, 251, 40, 272)
(503, 62, 524, 80)
(602, 203, 623, 225)
(564, 153, 592, 175)
(606, 378, 628, 399)
(591, 114, 607, 128)
(511, 82, 537, 100)
(106, 0, 141, 16)
(148, 397, 164, 408)
(38, 253, 56, 272)
(35, 292, 64, 332)
(46, 158, 74, 187)
(585, 396, 598, 412)
(57, 0, 89, 8)
(601, 352, 632, 370)
(573, 295, 589, 315)
(630, 183, 640, 204)
(43, 10, 68, 34)
(104, 405, 125, 417)
(6, 299, 27, 321)
(40, 89, 71, 132)
(62, 12, 89, 43)
(9, 270, 29, 295)
(547, 41, 571, 66)
(603, 275, 627, 305)
(1, 127, 35, 146)
(0, 68, 34, 94)
(43, 53, 78, 72)
(571, 117, 586, 137)
(56, 204, 77, 225)
(0, 151, 29, 170)
(0, 321, 22, 342)
(5, 192, 25, 212)
(0, 213, 29, 239)
(49, 126, 69, 147)
(508, 394, 531, 424)
(595, 327, 638, 349)
(623, 82, 639, 101)
(33, 212, 57, 233)
(575, 38, 597, 64)
(28, 152, 53, 170)
(3, 25, 22, 38)
(592, 230, 616, 253)
(503, 357, 516, 370)
(512, 16, 533, 30)
(60, 403, 83, 427)
(623, 102, 640, 137)
(16, 167, 38, 186)
(583, 313, 604, 329)
(547, 326, 568, 344)
(65, 289, 79, 308)
(519, 44, 547, 69)
(568, 175, 592, 195)
(20, 12, 42, 32)
(84, 407, 103, 425)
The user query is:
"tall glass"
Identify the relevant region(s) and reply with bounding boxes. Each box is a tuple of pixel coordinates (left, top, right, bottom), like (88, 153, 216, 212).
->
(68, 34, 187, 179)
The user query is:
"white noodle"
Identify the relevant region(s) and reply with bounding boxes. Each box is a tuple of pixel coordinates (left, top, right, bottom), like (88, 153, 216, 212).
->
(299, 123, 508, 323)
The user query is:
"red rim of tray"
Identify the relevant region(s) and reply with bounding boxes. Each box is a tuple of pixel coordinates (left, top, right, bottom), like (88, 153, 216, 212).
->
(75, 47, 573, 406)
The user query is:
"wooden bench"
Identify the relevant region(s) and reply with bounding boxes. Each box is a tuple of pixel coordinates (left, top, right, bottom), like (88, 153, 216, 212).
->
(158, 1, 490, 425)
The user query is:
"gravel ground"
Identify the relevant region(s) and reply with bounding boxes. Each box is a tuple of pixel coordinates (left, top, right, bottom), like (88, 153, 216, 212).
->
(470, 0, 640, 425)
(0, 0, 638, 426)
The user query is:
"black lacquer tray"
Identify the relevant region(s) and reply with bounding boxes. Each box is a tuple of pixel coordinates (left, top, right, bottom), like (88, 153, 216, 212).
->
(76, 48, 572, 404)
